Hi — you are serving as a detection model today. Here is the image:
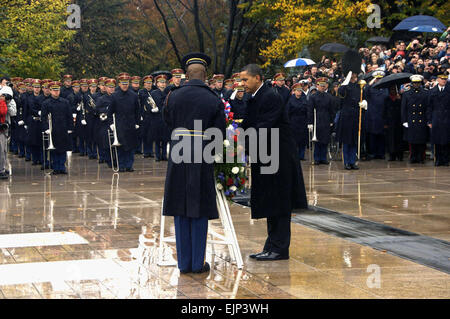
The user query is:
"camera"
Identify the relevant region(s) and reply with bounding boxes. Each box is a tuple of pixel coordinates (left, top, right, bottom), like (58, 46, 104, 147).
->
(0, 93, 13, 102)
(0, 123, 9, 131)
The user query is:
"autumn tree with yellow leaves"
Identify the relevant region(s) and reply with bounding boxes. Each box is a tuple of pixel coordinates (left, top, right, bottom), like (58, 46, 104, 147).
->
(0, 0, 74, 78)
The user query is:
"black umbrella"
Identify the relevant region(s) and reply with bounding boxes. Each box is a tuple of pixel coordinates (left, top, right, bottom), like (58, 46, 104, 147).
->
(320, 43, 349, 53)
(366, 36, 390, 44)
(372, 72, 413, 89)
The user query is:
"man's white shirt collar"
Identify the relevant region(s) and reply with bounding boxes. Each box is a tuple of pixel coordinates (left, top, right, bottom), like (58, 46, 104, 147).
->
(252, 82, 264, 98)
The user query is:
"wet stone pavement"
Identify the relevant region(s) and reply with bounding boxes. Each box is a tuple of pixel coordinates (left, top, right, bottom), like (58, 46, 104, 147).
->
(0, 150, 449, 299)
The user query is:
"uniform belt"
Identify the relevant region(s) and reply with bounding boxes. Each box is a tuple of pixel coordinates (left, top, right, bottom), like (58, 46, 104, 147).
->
(33, 116, 41, 121)
(173, 129, 208, 138)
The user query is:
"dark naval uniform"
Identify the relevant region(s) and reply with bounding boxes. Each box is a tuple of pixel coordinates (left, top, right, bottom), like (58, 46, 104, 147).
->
(107, 86, 140, 171)
(365, 85, 389, 159)
(163, 77, 226, 273)
(286, 93, 309, 160)
(307, 89, 335, 164)
(401, 86, 429, 163)
(336, 81, 366, 168)
(427, 82, 450, 166)
(41, 95, 72, 174)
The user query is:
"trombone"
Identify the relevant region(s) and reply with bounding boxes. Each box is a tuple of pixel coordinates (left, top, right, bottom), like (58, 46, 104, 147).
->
(108, 113, 121, 172)
(310, 108, 318, 164)
(42, 113, 56, 172)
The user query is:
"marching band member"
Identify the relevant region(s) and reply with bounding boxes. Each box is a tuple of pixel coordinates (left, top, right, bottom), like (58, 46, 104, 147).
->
(273, 73, 290, 105)
(151, 74, 169, 161)
(67, 80, 82, 153)
(84, 79, 99, 159)
(76, 79, 89, 156)
(60, 74, 74, 99)
(27, 79, 44, 166)
(41, 81, 73, 175)
(107, 74, 140, 172)
(138, 75, 155, 158)
(307, 77, 335, 165)
(287, 82, 309, 160)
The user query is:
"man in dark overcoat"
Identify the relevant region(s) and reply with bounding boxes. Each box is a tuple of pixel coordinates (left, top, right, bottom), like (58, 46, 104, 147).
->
(240, 64, 308, 261)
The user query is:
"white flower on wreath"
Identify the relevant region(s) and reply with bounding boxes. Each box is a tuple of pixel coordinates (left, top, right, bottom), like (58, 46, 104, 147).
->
(240, 167, 245, 173)
(231, 167, 239, 174)
(230, 186, 237, 192)
(223, 139, 231, 148)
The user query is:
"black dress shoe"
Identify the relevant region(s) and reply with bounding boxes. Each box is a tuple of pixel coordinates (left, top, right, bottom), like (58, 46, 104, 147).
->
(256, 252, 289, 261)
(192, 262, 210, 274)
(25, 158, 31, 162)
(143, 154, 151, 158)
(126, 168, 134, 172)
(119, 168, 126, 172)
(179, 269, 191, 274)
(320, 160, 329, 165)
(98, 160, 105, 164)
(344, 164, 352, 170)
(351, 164, 359, 170)
(51, 170, 59, 175)
(155, 158, 161, 162)
(149, 154, 154, 158)
(249, 251, 267, 259)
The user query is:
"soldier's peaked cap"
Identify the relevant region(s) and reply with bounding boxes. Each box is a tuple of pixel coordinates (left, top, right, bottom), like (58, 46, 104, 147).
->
(182, 52, 211, 70)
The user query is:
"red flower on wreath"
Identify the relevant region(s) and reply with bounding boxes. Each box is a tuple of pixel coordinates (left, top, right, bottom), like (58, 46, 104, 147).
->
(227, 178, 234, 186)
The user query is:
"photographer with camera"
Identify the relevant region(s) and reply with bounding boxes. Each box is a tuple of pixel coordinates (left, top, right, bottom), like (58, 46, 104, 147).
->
(0, 78, 17, 179)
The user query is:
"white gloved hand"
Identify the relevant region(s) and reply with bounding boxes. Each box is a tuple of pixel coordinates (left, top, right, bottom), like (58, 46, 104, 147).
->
(403, 122, 408, 128)
(77, 105, 81, 111)
(359, 100, 368, 110)
(135, 125, 139, 129)
(38, 111, 41, 116)
(81, 119, 87, 125)
(151, 107, 159, 113)
(72, 114, 77, 119)
(342, 71, 352, 86)
(110, 124, 115, 131)
(140, 116, 143, 121)
(24, 125, 28, 130)
(18, 120, 24, 126)
(68, 130, 73, 134)
(308, 124, 314, 132)
(45, 129, 50, 135)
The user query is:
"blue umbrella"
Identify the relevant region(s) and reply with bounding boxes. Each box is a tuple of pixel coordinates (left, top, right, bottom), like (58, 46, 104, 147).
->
(409, 25, 444, 33)
(393, 15, 446, 31)
(284, 58, 316, 68)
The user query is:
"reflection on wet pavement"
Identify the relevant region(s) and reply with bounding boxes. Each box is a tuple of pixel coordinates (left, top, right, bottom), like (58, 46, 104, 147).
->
(0, 152, 449, 299)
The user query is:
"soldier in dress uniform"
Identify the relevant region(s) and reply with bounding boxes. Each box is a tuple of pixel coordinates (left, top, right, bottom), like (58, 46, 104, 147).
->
(224, 79, 234, 91)
(41, 81, 73, 175)
(273, 73, 290, 105)
(212, 74, 228, 98)
(130, 76, 141, 94)
(401, 75, 429, 164)
(151, 74, 170, 161)
(228, 83, 247, 119)
(84, 79, 99, 159)
(95, 78, 116, 166)
(162, 52, 226, 274)
(164, 69, 184, 95)
(67, 80, 82, 153)
(15, 82, 28, 158)
(427, 71, 450, 166)
(60, 75, 74, 99)
(98, 77, 108, 95)
(76, 79, 89, 156)
(336, 71, 368, 170)
(232, 73, 241, 84)
(27, 79, 45, 166)
(307, 77, 335, 165)
(130, 76, 142, 154)
(287, 83, 309, 160)
(38, 79, 52, 169)
(107, 74, 140, 172)
(139, 75, 155, 158)
(365, 70, 389, 160)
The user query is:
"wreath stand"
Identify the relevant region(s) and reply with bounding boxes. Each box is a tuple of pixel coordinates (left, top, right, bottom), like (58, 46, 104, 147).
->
(157, 187, 244, 269)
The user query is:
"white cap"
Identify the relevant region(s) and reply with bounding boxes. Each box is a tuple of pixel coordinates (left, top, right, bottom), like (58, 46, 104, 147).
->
(410, 74, 424, 82)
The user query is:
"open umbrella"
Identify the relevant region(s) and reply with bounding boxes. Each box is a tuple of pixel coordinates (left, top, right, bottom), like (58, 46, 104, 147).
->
(372, 73, 412, 89)
(151, 70, 172, 80)
(320, 43, 349, 53)
(409, 25, 444, 33)
(393, 15, 446, 31)
(366, 36, 390, 44)
(284, 58, 316, 68)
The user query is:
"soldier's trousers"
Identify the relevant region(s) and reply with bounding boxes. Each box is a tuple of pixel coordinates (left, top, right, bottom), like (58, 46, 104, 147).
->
(263, 214, 291, 257)
(409, 143, 426, 163)
(174, 216, 208, 272)
(435, 144, 450, 166)
(50, 150, 67, 172)
(314, 142, 328, 163)
(117, 147, 134, 169)
(17, 141, 25, 157)
(143, 140, 154, 156)
(368, 133, 385, 158)
(343, 144, 357, 165)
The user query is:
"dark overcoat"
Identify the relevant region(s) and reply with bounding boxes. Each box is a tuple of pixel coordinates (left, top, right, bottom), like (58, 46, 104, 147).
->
(229, 98, 247, 120)
(94, 93, 113, 150)
(307, 91, 335, 145)
(107, 88, 140, 152)
(383, 95, 404, 153)
(41, 97, 72, 152)
(286, 94, 308, 147)
(427, 83, 450, 145)
(162, 79, 226, 220)
(401, 87, 429, 144)
(26, 93, 45, 146)
(365, 86, 389, 135)
(242, 83, 308, 219)
(336, 82, 365, 145)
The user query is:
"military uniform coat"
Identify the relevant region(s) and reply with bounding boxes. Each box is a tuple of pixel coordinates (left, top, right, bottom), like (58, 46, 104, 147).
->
(83, 92, 99, 143)
(383, 94, 404, 153)
(229, 98, 247, 120)
(365, 86, 389, 135)
(307, 91, 335, 145)
(427, 83, 450, 145)
(138, 88, 154, 145)
(242, 83, 308, 219)
(94, 93, 113, 150)
(162, 79, 226, 220)
(41, 97, 72, 152)
(15, 93, 28, 143)
(286, 94, 308, 147)
(336, 82, 365, 145)
(26, 93, 46, 146)
(107, 89, 140, 152)
(401, 87, 429, 144)
(274, 85, 290, 105)
(149, 89, 168, 143)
